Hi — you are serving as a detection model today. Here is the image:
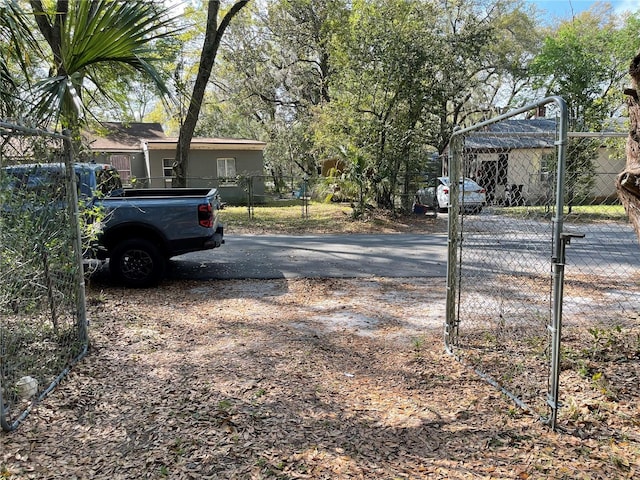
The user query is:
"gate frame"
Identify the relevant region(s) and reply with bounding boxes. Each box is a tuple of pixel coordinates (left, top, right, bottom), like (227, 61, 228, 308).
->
(444, 97, 569, 429)
(0, 123, 89, 432)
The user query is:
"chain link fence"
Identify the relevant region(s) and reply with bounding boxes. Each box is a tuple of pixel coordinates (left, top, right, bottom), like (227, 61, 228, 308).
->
(134, 169, 434, 220)
(0, 122, 88, 431)
(234, 174, 435, 219)
(444, 98, 639, 430)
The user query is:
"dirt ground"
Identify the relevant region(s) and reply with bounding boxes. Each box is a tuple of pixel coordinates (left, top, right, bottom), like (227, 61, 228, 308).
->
(1, 271, 639, 479)
(1, 212, 639, 479)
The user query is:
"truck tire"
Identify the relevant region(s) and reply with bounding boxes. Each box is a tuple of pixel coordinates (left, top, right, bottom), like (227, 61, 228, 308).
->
(109, 238, 165, 288)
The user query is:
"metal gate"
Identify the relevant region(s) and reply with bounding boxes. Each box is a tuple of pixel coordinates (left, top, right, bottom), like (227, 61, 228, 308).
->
(445, 97, 572, 428)
(445, 96, 640, 431)
(0, 123, 88, 431)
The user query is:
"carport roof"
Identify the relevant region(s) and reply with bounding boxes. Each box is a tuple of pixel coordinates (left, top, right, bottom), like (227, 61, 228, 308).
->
(464, 119, 557, 150)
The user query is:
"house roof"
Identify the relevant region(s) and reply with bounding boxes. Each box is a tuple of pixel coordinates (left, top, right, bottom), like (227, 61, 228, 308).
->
(86, 122, 166, 152)
(146, 137, 267, 151)
(86, 122, 267, 152)
(464, 119, 557, 150)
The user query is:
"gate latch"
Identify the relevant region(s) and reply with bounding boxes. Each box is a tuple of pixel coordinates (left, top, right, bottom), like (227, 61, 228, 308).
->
(561, 232, 585, 244)
(552, 232, 585, 264)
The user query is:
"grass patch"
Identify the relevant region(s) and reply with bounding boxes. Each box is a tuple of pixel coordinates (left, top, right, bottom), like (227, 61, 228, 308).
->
(497, 204, 629, 223)
(221, 202, 628, 235)
(220, 202, 445, 235)
(563, 204, 629, 223)
(221, 202, 353, 234)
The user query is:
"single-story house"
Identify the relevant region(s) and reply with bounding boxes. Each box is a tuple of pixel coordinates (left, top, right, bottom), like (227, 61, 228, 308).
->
(86, 122, 267, 204)
(449, 118, 626, 205)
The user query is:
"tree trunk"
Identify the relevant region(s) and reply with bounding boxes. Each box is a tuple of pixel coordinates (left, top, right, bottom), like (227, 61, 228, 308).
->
(618, 50, 640, 241)
(172, 0, 250, 188)
(30, 0, 67, 69)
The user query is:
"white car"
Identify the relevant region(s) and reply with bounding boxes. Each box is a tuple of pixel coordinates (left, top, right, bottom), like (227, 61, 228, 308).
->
(435, 176, 486, 214)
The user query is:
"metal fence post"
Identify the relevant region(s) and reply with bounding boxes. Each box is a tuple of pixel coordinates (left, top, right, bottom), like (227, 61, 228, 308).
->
(547, 98, 569, 430)
(301, 176, 309, 218)
(442, 97, 600, 428)
(246, 175, 254, 219)
(62, 133, 88, 346)
(445, 135, 462, 351)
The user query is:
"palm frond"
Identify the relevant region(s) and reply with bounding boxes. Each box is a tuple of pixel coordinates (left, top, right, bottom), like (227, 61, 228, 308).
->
(63, 1, 178, 75)
(0, 0, 44, 117)
(28, 0, 180, 127)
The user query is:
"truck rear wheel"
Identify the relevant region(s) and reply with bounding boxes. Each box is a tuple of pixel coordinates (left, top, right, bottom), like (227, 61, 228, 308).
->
(109, 238, 165, 288)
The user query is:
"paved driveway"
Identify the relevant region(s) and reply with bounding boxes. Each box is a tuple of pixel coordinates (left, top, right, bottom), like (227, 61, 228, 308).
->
(168, 233, 449, 280)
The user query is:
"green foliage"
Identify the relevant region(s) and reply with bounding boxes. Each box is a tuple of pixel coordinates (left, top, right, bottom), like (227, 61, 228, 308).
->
(542, 137, 599, 208)
(587, 325, 623, 358)
(314, 0, 540, 210)
(531, 6, 640, 211)
(316, 166, 359, 205)
(0, 0, 178, 130)
(0, 0, 43, 118)
(4, 0, 637, 216)
(530, 6, 639, 127)
(565, 139, 597, 207)
(316, 0, 436, 208)
(199, 0, 349, 183)
(0, 161, 109, 316)
(0, 178, 76, 315)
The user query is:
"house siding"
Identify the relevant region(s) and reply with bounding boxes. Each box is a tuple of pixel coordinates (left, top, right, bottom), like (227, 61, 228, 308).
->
(460, 145, 624, 206)
(86, 123, 267, 204)
(467, 149, 549, 203)
(454, 119, 627, 205)
(90, 151, 147, 187)
(593, 149, 626, 201)
(145, 147, 265, 204)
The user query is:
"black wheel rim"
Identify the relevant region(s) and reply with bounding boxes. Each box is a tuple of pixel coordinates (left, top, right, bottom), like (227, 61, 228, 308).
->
(119, 248, 154, 281)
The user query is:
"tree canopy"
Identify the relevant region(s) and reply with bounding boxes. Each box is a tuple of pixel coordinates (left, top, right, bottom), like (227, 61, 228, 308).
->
(530, 4, 640, 129)
(2, 0, 639, 211)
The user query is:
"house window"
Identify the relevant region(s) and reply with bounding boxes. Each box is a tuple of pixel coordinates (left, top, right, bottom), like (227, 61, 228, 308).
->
(109, 154, 131, 186)
(163, 158, 174, 186)
(217, 157, 236, 185)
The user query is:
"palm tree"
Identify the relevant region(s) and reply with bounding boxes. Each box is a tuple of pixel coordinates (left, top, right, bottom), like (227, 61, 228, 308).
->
(0, 0, 42, 119)
(21, 0, 178, 133)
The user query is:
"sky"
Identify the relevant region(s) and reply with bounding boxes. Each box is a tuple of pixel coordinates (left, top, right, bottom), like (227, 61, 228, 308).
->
(524, 0, 639, 21)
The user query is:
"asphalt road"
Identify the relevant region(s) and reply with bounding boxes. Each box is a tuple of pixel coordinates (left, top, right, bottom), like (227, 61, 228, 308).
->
(168, 233, 449, 280)
(89, 220, 638, 285)
(167, 219, 640, 282)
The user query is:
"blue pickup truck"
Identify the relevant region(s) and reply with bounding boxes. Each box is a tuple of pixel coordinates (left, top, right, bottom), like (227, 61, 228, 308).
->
(2, 162, 224, 287)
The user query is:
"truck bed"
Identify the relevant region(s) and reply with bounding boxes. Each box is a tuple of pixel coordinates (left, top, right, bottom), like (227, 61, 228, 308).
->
(111, 188, 216, 198)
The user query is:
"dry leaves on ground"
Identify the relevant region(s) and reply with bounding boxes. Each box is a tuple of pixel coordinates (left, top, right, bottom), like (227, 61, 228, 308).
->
(1, 277, 638, 479)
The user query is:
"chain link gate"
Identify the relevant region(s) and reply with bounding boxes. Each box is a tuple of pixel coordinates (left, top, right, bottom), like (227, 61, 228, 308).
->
(0, 122, 88, 431)
(445, 97, 569, 428)
(445, 96, 640, 431)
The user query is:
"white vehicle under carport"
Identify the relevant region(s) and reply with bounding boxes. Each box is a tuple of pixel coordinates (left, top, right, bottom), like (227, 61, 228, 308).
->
(418, 176, 487, 214)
